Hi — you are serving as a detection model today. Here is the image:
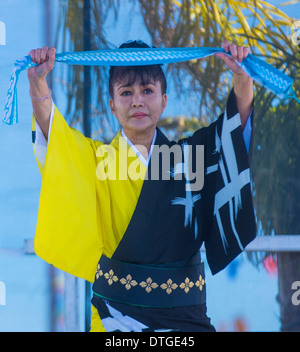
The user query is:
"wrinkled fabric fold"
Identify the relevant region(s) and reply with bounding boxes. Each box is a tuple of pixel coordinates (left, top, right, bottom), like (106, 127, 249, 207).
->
(3, 47, 299, 125)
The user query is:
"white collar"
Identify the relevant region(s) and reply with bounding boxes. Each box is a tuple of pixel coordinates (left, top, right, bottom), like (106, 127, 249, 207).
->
(121, 129, 157, 167)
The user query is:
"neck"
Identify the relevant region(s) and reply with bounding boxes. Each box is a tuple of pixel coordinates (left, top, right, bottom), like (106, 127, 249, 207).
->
(122, 127, 156, 159)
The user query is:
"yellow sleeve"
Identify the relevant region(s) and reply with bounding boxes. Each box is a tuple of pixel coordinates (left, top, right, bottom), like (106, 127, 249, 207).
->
(90, 305, 106, 332)
(32, 105, 104, 283)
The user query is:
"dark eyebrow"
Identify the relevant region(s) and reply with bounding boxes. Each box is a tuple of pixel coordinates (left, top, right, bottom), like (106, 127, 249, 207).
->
(117, 81, 156, 90)
(117, 83, 131, 90)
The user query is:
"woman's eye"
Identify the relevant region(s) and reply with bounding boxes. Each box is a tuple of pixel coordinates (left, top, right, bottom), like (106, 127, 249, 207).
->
(121, 91, 131, 96)
(144, 88, 153, 94)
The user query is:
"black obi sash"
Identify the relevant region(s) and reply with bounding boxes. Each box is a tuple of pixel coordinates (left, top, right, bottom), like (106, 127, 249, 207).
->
(92, 252, 206, 308)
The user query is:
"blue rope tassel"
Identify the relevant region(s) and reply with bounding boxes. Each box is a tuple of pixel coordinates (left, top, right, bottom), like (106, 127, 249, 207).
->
(3, 47, 299, 125)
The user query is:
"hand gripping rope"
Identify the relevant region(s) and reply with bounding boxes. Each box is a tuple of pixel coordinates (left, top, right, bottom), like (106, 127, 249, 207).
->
(3, 47, 299, 125)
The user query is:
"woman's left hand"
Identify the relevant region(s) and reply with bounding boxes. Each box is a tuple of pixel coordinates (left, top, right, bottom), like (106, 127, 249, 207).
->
(215, 40, 251, 75)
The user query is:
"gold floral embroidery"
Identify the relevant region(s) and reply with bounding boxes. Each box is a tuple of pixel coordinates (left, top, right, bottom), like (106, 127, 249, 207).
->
(98, 262, 205, 296)
(160, 279, 178, 294)
(96, 264, 103, 280)
(195, 275, 205, 291)
(120, 274, 138, 291)
(140, 277, 159, 293)
(104, 269, 118, 285)
(179, 277, 194, 293)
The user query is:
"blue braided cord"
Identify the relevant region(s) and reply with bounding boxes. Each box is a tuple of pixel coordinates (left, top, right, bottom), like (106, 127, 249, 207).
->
(3, 47, 298, 125)
(54, 47, 223, 66)
(239, 54, 295, 99)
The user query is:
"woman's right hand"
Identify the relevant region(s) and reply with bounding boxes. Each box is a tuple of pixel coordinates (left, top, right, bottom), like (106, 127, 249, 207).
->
(27, 46, 56, 82)
(27, 47, 56, 141)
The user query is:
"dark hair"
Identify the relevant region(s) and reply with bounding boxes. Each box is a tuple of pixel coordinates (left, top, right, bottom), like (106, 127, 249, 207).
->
(109, 40, 167, 98)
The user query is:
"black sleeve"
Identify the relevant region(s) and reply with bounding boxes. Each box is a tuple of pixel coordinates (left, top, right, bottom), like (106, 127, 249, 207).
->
(187, 89, 257, 275)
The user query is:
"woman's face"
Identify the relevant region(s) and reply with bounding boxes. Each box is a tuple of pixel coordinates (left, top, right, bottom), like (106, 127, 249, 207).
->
(109, 78, 167, 137)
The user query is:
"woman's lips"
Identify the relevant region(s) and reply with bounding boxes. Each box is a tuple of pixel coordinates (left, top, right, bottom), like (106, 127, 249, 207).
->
(132, 112, 147, 119)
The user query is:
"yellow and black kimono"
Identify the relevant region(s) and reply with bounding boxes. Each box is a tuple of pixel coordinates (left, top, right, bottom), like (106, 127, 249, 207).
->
(32, 90, 256, 332)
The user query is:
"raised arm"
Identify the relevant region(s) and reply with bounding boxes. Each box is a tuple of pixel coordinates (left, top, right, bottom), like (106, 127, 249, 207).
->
(27, 46, 56, 140)
(215, 40, 254, 129)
